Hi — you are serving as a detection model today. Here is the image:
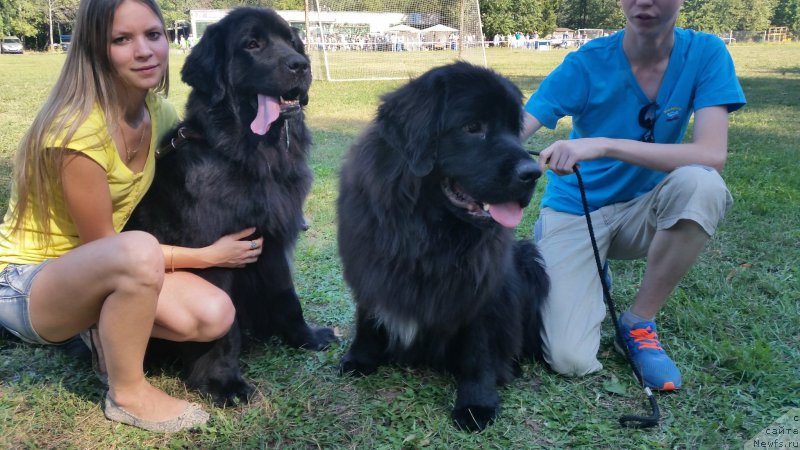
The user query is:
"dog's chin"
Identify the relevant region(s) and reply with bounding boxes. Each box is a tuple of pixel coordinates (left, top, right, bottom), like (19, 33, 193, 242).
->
(440, 178, 524, 229)
(279, 101, 302, 118)
(278, 87, 307, 117)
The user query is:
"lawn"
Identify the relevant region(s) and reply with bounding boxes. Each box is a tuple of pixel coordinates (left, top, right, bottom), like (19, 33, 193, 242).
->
(0, 44, 798, 448)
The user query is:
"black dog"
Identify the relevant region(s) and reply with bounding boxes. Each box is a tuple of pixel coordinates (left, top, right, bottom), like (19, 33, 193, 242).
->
(337, 62, 550, 431)
(125, 7, 337, 406)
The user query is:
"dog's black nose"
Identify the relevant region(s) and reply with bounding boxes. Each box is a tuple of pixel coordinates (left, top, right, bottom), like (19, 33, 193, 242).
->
(286, 55, 309, 75)
(515, 159, 541, 184)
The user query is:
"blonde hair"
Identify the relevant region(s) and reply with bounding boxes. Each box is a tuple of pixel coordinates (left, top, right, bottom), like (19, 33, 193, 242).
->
(7, 0, 169, 242)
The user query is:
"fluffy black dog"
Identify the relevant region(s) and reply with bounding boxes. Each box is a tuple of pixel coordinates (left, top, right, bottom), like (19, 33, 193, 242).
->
(125, 7, 337, 406)
(337, 62, 550, 431)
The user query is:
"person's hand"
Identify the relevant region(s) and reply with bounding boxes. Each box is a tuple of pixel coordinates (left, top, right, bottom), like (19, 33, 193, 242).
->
(538, 137, 607, 175)
(205, 227, 263, 268)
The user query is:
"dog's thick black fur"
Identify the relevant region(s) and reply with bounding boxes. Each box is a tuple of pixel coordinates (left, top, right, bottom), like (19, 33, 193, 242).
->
(337, 63, 550, 431)
(125, 7, 337, 406)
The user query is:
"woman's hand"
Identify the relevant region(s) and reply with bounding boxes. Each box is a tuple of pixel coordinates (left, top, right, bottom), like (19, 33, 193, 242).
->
(203, 227, 263, 268)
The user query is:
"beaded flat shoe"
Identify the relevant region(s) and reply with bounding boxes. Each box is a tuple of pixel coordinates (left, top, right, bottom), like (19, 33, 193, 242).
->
(104, 395, 209, 433)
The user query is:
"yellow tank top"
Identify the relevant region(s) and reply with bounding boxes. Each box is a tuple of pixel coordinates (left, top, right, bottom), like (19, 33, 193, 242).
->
(0, 92, 178, 269)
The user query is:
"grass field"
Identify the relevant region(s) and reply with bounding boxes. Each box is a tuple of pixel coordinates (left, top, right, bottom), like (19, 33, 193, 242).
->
(0, 44, 798, 448)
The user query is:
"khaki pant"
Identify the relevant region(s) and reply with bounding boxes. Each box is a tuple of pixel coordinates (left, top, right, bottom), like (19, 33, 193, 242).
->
(534, 165, 733, 376)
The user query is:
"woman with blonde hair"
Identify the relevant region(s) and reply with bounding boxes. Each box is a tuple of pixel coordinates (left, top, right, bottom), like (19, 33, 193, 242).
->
(0, 0, 262, 432)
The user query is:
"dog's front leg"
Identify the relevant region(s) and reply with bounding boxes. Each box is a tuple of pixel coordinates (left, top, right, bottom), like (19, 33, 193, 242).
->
(340, 305, 389, 376)
(242, 243, 337, 350)
(181, 321, 256, 406)
(181, 268, 255, 406)
(449, 325, 500, 431)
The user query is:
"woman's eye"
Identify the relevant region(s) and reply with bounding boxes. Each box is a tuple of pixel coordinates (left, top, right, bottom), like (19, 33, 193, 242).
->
(246, 40, 260, 49)
(147, 31, 162, 40)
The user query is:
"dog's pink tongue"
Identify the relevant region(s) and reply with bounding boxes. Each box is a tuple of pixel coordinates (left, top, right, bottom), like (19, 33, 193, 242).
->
(251, 94, 280, 135)
(488, 202, 524, 228)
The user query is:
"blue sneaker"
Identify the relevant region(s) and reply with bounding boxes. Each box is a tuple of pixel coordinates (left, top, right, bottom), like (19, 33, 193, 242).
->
(614, 320, 682, 391)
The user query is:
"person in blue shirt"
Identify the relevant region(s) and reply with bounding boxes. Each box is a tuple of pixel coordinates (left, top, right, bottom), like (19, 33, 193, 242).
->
(521, 0, 745, 390)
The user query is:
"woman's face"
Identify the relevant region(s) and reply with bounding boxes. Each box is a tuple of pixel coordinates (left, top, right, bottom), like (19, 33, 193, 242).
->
(621, 0, 684, 36)
(108, 0, 168, 95)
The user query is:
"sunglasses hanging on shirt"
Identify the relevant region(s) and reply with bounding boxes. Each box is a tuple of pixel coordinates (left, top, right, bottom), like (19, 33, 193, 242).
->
(638, 103, 658, 143)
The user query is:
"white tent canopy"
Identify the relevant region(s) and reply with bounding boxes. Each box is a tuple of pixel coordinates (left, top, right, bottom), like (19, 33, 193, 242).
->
(421, 24, 458, 33)
(386, 24, 421, 33)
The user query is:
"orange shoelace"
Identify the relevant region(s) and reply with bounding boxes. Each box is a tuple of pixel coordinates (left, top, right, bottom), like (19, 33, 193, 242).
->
(629, 327, 663, 351)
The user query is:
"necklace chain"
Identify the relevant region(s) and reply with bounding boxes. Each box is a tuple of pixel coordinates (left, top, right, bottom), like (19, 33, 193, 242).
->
(122, 108, 148, 163)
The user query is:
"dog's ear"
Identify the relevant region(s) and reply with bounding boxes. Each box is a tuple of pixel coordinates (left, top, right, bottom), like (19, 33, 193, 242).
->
(377, 72, 446, 177)
(290, 26, 307, 56)
(181, 24, 228, 105)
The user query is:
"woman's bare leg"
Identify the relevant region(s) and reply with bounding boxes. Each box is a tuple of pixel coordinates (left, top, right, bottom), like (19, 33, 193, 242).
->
(28, 231, 195, 422)
(151, 271, 235, 342)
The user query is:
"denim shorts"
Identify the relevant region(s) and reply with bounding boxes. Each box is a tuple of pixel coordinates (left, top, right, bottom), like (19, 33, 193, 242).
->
(0, 261, 54, 345)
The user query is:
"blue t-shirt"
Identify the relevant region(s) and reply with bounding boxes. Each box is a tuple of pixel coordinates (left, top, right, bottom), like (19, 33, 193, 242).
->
(525, 28, 746, 214)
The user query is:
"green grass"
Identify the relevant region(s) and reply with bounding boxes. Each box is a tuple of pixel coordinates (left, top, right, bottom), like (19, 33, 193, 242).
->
(1, 44, 799, 448)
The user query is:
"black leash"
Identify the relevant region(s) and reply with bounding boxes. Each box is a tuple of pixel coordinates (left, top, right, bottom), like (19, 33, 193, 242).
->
(528, 150, 660, 428)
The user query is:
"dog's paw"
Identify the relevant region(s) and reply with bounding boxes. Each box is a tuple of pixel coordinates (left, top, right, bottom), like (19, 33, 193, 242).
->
(285, 326, 338, 351)
(204, 377, 256, 407)
(339, 353, 378, 377)
(452, 404, 498, 431)
(298, 327, 338, 351)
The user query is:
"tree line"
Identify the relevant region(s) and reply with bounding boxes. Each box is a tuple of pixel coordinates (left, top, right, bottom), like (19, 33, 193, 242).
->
(485, 0, 799, 37)
(2, 0, 798, 50)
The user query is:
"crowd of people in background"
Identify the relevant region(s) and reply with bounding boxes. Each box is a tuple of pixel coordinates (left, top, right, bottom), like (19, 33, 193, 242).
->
(308, 32, 480, 51)
(492, 30, 608, 49)
(303, 29, 610, 52)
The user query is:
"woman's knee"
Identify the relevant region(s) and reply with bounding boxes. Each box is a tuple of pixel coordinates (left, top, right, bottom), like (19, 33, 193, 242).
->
(112, 231, 164, 289)
(194, 290, 235, 341)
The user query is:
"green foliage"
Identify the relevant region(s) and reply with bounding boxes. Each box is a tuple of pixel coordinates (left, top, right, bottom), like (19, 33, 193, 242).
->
(0, 43, 799, 449)
(3, 0, 800, 51)
(0, 0, 42, 39)
(557, 0, 624, 30)
(772, 0, 800, 29)
(681, 0, 778, 32)
(160, 0, 196, 31)
(50, 0, 80, 27)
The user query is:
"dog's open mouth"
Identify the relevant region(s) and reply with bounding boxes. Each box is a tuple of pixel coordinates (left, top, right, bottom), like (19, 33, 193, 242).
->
(441, 178, 524, 229)
(250, 93, 304, 135)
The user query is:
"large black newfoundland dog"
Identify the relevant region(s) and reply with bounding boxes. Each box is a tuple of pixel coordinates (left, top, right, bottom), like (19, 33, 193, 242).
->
(125, 7, 336, 405)
(337, 63, 550, 431)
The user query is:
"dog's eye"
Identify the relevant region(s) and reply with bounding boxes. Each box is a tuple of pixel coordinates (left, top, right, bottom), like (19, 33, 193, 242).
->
(245, 39, 260, 50)
(464, 122, 487, 136)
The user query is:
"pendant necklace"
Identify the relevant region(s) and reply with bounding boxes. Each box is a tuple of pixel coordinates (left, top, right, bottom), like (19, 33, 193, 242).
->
(123, 108, 147, 162)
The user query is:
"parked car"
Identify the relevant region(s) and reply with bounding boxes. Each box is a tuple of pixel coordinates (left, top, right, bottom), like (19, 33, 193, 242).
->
(1, 36, 24, 54)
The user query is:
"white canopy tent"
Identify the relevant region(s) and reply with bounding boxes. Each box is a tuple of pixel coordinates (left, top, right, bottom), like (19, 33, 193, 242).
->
(385, 24, 422, 50)
(421, 24, 458, 33)
(421, 24, 459, 49)
(386, 24, 421, 33)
